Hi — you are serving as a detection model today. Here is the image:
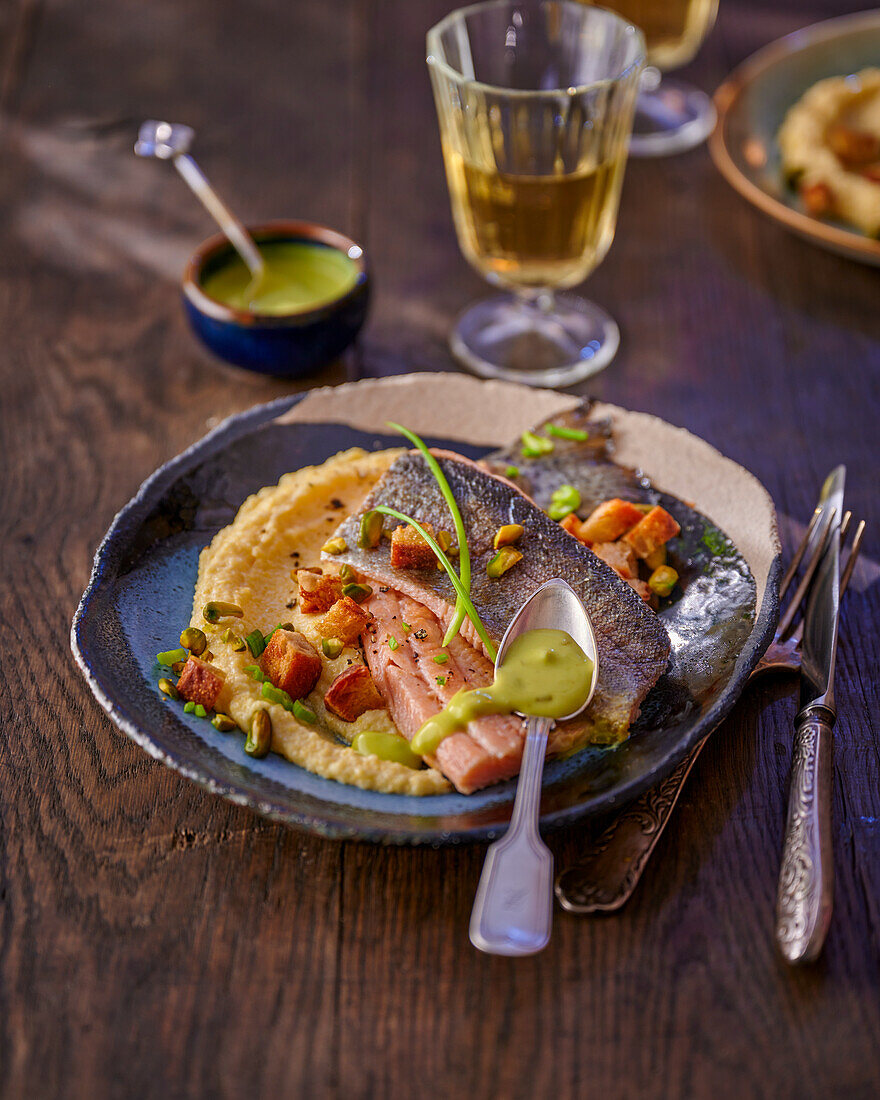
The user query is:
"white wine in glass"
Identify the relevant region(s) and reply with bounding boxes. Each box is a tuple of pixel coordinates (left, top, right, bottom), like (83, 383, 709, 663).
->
(428, 1, 645, 387)
(581, 0, 719, 156)
(444, 150, 629, 290)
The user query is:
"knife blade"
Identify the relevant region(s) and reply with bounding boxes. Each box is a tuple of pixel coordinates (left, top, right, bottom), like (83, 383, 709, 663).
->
(775, 464, 845, 964)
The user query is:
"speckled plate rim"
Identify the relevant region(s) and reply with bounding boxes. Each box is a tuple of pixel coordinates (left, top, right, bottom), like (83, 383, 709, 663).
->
(709, 9, 880, 267)
(71, 374, 782, 844)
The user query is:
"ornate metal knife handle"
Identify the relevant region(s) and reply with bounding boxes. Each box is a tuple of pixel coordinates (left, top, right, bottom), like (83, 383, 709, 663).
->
(555, 746, 702, 913)
(775, 706, 834, 964)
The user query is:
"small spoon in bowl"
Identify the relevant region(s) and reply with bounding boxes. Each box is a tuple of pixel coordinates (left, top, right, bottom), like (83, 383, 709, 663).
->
(469, 579, 598, 957)
(134, 120, 265, 295)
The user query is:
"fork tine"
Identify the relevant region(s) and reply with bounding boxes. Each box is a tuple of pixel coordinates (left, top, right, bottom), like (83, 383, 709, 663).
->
(840, 510, 852, 541)
(790, 517, 863, 644)
(839, 519, 865, 598)
(777, 507, 836, 639)
(779, 505, 822, 601)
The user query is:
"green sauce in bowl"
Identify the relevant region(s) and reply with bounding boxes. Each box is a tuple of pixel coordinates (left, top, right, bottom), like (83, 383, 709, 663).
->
(201, 240, 360, 316)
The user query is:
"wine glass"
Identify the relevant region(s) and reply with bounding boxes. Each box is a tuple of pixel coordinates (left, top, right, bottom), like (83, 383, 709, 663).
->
(427, 0, 644, 388)
(588, 0, 720, 156)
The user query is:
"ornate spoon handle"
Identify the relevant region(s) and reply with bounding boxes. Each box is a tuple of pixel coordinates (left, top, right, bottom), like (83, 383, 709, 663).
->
(775, 707, 834, 964)
(470, 717, 554, 955)
(555, 744, 704, 913)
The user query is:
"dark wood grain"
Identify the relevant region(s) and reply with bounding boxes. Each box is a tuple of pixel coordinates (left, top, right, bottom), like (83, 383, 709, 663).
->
(0, 0, 878, 1097)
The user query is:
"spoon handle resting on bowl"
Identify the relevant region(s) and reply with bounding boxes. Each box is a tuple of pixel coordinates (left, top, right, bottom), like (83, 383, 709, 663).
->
(469, 716, 554, 956)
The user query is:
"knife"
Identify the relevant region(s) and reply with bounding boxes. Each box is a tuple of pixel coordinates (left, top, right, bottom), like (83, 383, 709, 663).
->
(775, 464, 845, 964)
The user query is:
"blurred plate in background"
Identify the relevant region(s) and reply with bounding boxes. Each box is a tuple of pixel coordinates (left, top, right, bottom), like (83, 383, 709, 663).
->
(710, 9, 880, 266)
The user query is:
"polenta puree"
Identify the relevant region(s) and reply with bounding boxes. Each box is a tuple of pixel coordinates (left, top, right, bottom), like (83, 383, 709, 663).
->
(191, 447, 451, 796)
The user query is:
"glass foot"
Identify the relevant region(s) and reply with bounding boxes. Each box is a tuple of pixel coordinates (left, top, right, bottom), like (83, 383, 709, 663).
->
(628, 77, 717, 158)
(449, 292, 619, 389)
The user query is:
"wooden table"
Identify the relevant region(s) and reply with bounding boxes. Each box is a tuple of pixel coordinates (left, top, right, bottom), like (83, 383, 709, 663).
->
(1, 0, 878, 1096)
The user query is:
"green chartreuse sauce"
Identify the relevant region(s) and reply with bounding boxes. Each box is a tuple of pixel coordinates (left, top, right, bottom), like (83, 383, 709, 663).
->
(352, 730, 423, 770)
(201, 241, 359, 316)
(411, 628, 594, 757)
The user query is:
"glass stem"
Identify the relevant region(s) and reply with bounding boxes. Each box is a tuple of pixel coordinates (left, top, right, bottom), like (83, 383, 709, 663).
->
(514, 287, 556, 315)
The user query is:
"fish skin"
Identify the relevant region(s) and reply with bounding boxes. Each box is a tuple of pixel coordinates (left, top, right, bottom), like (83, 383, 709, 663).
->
(328, 449, 670, 744)
(482, 404, 653, 518)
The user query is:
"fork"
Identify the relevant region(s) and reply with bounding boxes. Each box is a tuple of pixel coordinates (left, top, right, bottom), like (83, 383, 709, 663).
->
(554, 510, 865, 915)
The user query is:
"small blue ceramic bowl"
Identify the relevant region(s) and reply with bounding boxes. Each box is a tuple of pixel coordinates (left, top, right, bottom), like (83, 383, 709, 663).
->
(182, 220, 370, 377)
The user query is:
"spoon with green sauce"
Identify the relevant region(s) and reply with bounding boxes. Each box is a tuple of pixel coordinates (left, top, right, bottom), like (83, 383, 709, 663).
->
(468, 579, 598, 957)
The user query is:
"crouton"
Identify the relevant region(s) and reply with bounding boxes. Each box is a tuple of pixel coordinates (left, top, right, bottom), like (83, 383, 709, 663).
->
(390, 522, 437, 570)
(826, 124, 880, 166)
(559, 512, 582, 538)
(591, 541, 638, 581)
(320, 595, 374, 646)
(577, 499, 645, 545)
(176, 656, 226, 710)
(801, 181, 834, 218)
(297, 570, 344, 614)
(623, 505, 681, 560)
(323, 665, 385, 722)
(259, 629, 322, 700)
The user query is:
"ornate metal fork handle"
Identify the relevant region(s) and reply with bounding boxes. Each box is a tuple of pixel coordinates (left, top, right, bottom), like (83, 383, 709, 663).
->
(555, 513, 864, 916)
(556, 748, 701, 913)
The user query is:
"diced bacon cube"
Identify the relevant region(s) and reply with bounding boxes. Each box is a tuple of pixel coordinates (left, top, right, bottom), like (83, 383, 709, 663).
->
(577, 499, 645, 545)
(323, 665, 385, 722)
(559, 512, 582, 538)
(260, 629, 322, 700)
(623, 506, 681, 560)
(390, 522, 437, 570)
(176, 656, 226, 710)
(591, 541, 638, 581)
(320, 595, 374, 646)
(297, 570, 344, 614)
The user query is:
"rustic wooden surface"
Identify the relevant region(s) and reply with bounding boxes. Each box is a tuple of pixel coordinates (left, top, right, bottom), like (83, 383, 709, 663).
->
(1, 0, 878, 1097)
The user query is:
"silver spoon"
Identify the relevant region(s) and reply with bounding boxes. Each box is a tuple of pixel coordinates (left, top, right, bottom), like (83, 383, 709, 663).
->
(134, 120, 265, 290)
(469, 579, 599, 956)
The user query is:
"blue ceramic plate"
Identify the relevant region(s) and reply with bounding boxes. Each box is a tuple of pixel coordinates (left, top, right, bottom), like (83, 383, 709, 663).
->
(71, 375, 780, 844)
(710, 10, 880, 267)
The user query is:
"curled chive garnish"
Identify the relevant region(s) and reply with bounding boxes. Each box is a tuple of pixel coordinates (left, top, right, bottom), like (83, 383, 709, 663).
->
(374, 504, 496, 661)
(386, 422, 472, 649)
(245, 629, 266, 659)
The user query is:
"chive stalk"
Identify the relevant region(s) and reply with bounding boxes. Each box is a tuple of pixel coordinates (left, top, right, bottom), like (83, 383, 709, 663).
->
(374, 504, 496, 661)
(546, 424, 589, 441)
(386, 422, 473, 649)
(157, 647, 188, 667)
